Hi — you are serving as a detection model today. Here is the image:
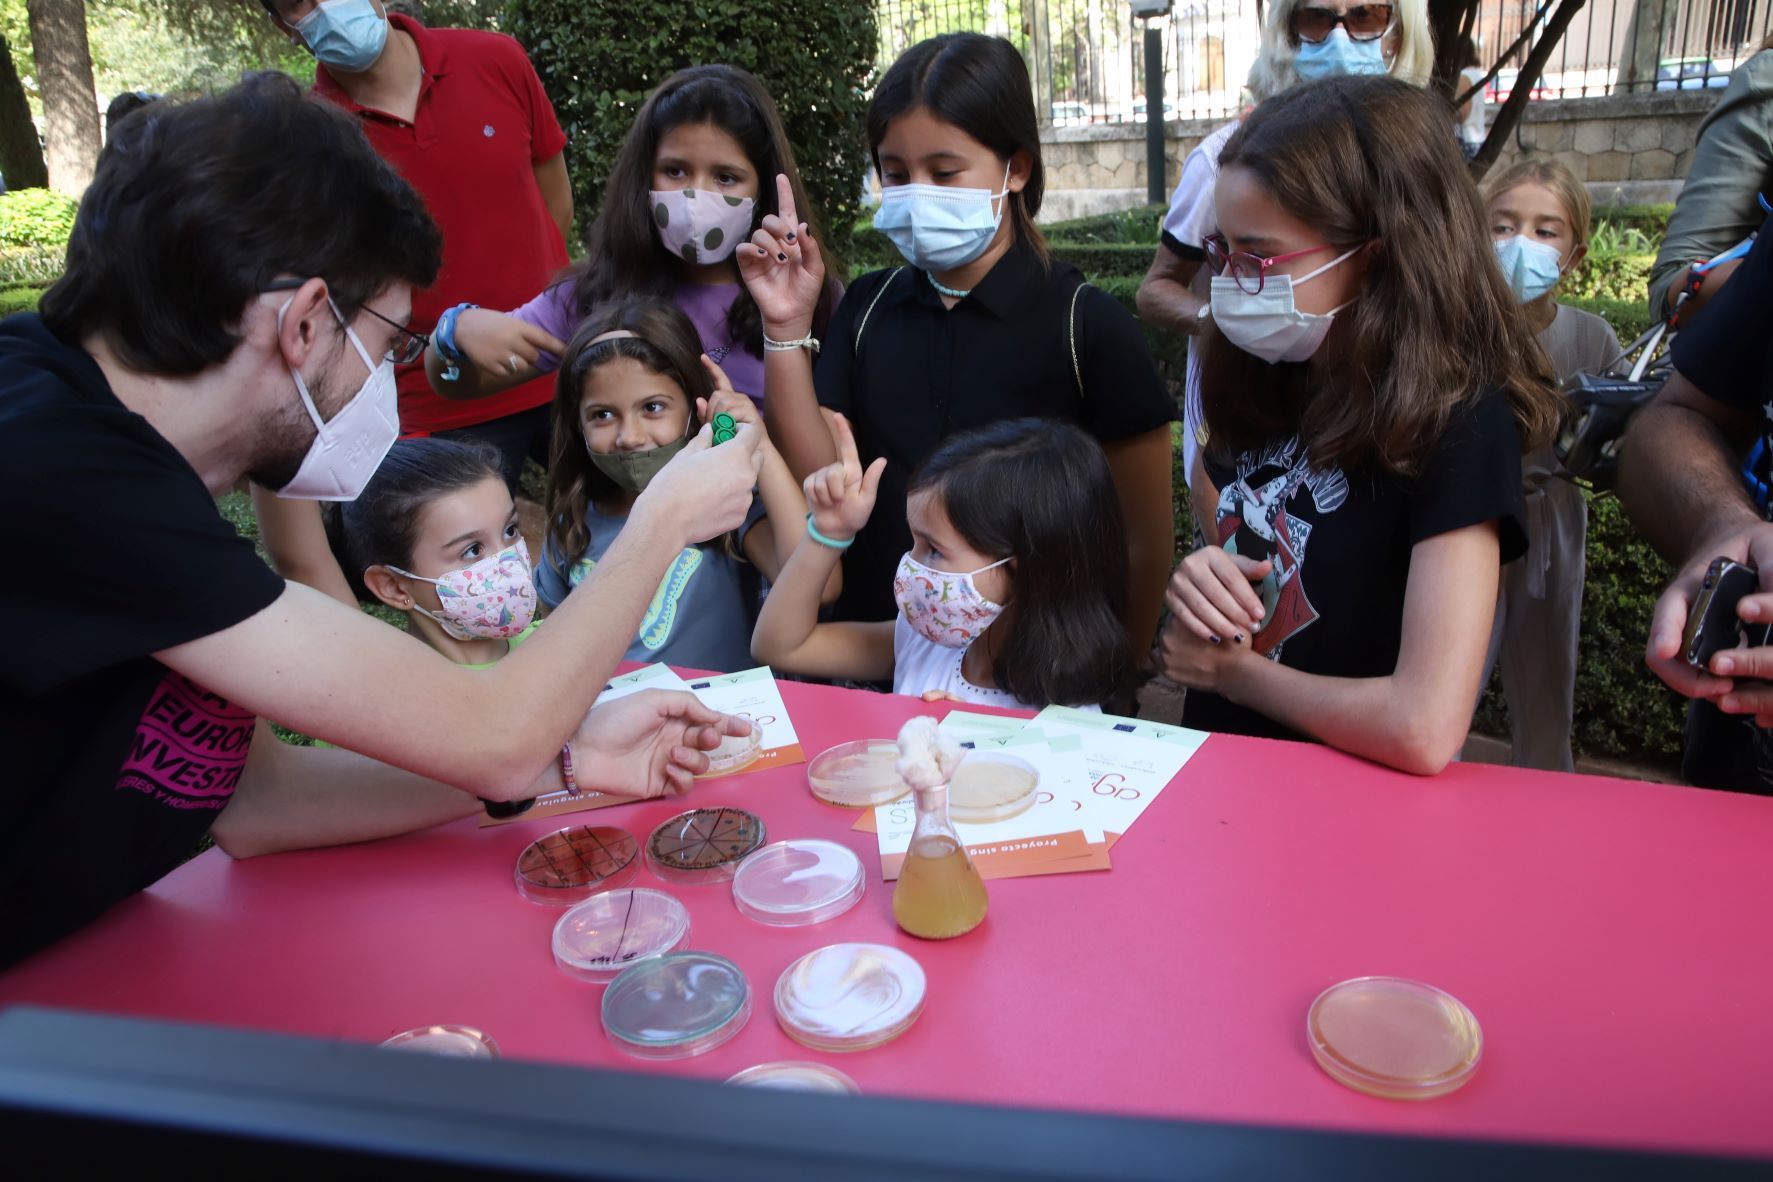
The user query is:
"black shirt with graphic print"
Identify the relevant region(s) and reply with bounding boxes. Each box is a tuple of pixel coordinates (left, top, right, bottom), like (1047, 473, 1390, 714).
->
(1182, 386, 1528, 743)
(0, 315, 285, 970)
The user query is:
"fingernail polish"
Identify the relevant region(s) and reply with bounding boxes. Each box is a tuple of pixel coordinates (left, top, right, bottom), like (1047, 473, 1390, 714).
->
(1209, 634, 1221, 645)
(777, 252, 787, 262)
(785, 231, 796, 242)
(759, 246, 769, 256)
(1233, 633, 1244, 644)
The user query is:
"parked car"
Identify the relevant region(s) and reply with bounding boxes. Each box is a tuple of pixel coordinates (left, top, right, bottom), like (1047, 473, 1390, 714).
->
(1488, 68, 1554, 103)
(1656, 57, 1732, 91)
(1050, 101, 1092, 126)
(1130, 98, 1175, 123)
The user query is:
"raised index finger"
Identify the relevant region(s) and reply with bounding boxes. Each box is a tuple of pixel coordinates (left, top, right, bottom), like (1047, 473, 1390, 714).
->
(775, 173, 797, 231)
(700, 353, 735, 394)
(830, 412, 860, 468)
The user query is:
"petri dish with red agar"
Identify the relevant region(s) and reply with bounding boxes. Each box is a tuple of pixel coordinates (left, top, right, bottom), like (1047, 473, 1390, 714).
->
(514, 825, 638, 906)
(552, 888, 691, 984)
(646, 808, 766, 885)
(1307, 976, 1483, 1100)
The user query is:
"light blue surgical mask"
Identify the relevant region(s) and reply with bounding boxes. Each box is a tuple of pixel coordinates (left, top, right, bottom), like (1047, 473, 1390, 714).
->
(872, 162, 1012, 275)
(1294, 27, 1388, 81)
(296, 0, 390, 74)
(1493, 235, 1567, 303)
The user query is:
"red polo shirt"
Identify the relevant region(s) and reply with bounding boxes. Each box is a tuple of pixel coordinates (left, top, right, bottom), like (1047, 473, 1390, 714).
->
(314, 15, 569, 434)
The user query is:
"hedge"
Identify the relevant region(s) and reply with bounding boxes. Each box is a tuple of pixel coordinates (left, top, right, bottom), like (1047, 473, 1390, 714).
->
(507, 0, 877, 274)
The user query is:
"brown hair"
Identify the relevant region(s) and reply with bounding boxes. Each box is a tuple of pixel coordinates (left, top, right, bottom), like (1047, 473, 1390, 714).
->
(1200, 75, 1560, 477)
(868, 33, 1050, 263)
(1483, 156, 1593, 248)
(563, 66, 835, 355)
(544, 298, 716, 566)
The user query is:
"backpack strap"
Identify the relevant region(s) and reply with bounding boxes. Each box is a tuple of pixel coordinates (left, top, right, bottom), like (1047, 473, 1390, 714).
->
(854, 267, 905, 353)
(1068, 278, 1088, 399)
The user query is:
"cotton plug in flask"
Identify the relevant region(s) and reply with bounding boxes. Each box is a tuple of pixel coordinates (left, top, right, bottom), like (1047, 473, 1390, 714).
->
(891, 717, 989, 939)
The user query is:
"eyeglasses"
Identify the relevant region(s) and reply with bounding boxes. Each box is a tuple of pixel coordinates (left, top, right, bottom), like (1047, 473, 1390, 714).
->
(264, 278, 429, 366)
(1203, 236, 1336, 295)
(357, 303, 430, 366)
(1291, 3, 1394, 44)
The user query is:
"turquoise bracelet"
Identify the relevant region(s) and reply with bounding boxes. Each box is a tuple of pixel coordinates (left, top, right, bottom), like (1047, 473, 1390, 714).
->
(805, 514, 855, 551)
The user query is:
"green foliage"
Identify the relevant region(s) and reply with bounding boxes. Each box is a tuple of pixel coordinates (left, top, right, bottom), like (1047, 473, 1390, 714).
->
(1049, 241, 1153, 279)
(0, 186, 74, 246)
(0, 282, 39, 314)
(1044, 203, 1166, 244)
(505, 0, 878, 274)
(0, 245, 63, 287)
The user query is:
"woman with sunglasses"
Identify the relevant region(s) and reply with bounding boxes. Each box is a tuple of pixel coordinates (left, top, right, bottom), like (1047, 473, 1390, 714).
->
(1137, 0, 1434, 540)
(1153, 76, 1561, 776)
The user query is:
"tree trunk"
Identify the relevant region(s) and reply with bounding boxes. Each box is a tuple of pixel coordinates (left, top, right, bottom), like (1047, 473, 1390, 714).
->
(1615, 0, 1671, 92)
(1473, 0, 1589, 179)
(0, 35, 49, 190)
(1428, 0, 1478, 100)
(25, 0, 99, 196)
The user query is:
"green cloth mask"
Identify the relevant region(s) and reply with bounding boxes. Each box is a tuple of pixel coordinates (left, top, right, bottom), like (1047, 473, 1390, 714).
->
(588, 435, 691, 493)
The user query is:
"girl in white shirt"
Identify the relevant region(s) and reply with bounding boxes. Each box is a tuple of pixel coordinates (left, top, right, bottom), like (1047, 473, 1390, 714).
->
(752, 415, 1130, 712)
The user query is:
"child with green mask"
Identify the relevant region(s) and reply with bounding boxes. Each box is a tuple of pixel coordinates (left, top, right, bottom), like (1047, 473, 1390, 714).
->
(538, 298, 834, 670)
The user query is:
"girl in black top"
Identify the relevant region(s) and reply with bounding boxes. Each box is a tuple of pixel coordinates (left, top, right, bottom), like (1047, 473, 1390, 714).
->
(746, 33, 1178, 651)
(1156, 76, 1562, 775)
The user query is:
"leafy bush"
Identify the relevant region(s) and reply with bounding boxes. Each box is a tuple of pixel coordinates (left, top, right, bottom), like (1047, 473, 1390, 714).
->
(506, 0, 877, 273)
(0, 285, 42, 317)
(0, 189, 78, 249)
(0, 248, 66, 290)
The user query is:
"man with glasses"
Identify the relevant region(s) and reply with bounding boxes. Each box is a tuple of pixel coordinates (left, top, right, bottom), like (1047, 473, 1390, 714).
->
(257, 0, 574, 490)
(0, 77, 763, 970)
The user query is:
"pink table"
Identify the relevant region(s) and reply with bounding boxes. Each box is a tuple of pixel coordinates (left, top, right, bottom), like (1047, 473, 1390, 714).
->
(4, 677, 1771, 1158)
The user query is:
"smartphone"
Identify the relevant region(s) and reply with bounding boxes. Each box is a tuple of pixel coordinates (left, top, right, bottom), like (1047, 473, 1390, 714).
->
(1683, 558, 1761, 669)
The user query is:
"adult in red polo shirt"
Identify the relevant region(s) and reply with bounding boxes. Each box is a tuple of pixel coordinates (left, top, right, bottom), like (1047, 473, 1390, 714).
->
(259, 0, 572, 488)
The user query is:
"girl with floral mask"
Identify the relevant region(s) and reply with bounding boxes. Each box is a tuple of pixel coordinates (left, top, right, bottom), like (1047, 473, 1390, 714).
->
(540, 298, 831, 672)
(424, 65, 838, 415)
(753, 33, 1176, 666)
(752, 416, 1133, 713)
(1154, 76, 1563, 776)
(1478, 158, 1620, 773)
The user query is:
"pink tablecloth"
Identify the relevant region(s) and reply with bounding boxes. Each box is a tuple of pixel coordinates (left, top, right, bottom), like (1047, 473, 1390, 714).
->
(4, 677, 1771, 1157)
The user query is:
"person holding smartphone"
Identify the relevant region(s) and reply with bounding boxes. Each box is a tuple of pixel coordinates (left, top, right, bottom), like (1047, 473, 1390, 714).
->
(1622, 210, 1773, 794)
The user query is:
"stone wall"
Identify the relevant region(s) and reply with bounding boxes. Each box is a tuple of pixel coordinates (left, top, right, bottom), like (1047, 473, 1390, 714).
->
(1039, 89, 1718, 219)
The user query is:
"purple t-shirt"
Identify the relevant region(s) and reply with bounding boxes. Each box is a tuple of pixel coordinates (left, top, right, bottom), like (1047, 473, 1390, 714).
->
(509, 280, 765, 407)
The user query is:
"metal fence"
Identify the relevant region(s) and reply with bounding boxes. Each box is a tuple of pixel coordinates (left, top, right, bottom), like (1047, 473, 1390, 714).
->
(872, 0, 1773, 127)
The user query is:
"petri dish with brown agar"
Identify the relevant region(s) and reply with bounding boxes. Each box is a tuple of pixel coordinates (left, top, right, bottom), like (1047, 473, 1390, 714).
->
(379, 1025, 499, 1058)
(1307, 976, 1483, 1100)
(806, 739, 910, 808)
(726, 1061, 860, 1094)
(948, 753, 1039, 824)
(552, 888, 691, 984)
(602, 951, 751, 1060)
(514, 825, 638, 906)
(646, 808, 766, 885)
(774, 943, 926, 1053)
(731, 839, 865, 927)
(700, 718, 763, 776)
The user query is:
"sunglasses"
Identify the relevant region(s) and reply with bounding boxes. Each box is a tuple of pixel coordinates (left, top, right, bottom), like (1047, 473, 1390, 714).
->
(1203, 236, 1337, 295)
(1291, 3, 1394, 44)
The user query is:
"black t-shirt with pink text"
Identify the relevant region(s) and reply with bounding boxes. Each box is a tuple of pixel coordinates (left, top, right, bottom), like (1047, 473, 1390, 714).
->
(0, 315, 284, 970)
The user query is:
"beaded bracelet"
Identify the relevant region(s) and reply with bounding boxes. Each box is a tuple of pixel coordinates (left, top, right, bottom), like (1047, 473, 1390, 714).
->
(559, 741, 579, 796)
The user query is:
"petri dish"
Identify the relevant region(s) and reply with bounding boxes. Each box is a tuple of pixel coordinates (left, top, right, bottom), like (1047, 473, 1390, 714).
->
(1307, 977, 1483, 1100)
(806, 739, 910, 808)
(701, 718, 763, 776)
(379, 1025, 499, 1059)
(949, 753, 1039, 824)
(726, 1061, 861, 1094)
(731, 839, 865, 927)
(603, 951, 751, 1060)
(646, 808, 766, 885)
(514, 825, 638, 906)
(552, 888, 691, 984)
(774, 943, 926, 1053)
